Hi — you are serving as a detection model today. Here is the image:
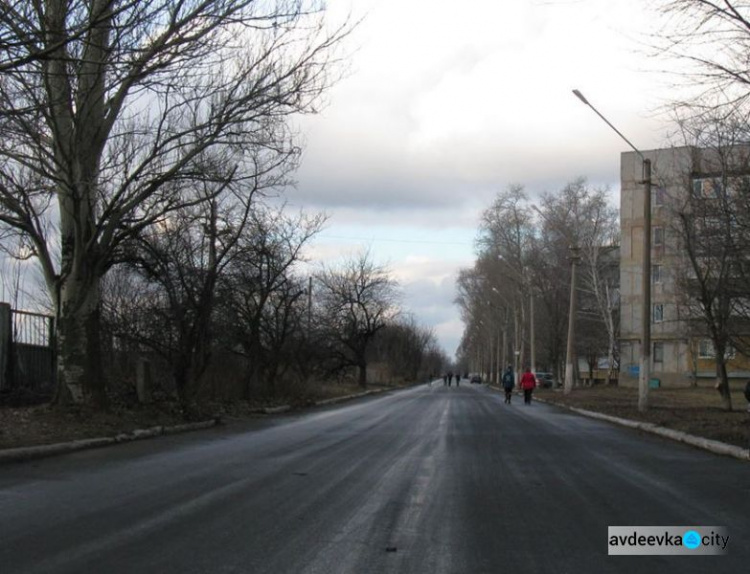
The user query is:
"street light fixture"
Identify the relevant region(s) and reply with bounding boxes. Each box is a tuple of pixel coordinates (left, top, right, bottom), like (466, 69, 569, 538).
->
(573, 89, 651, 412)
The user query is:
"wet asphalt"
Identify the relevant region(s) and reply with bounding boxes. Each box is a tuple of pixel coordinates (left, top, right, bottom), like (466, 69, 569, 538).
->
(0, 382, 748, 574)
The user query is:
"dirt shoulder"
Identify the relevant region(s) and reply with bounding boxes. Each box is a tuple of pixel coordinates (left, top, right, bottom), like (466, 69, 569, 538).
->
(0, 382, 390, 451)
(535, 386, 749, 449)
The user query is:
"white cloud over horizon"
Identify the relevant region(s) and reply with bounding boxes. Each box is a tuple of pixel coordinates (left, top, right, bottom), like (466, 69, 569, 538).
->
(288, 0, 679, 359)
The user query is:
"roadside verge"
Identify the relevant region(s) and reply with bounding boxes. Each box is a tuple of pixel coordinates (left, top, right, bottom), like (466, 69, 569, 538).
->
(0, 419, 220, 464)
(535, 396, 749, 462)
(0, 387, 393, 464)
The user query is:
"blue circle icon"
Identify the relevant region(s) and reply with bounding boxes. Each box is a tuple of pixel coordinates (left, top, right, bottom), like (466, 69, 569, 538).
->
(683, 530, 701, 549)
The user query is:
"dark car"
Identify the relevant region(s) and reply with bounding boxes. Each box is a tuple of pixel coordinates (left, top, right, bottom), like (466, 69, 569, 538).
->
(534, 372, 558, 388)
(470, 374, 482, 384)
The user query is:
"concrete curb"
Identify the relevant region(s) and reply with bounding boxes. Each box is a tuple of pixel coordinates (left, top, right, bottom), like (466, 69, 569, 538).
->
(253, 387, 391, 413)
(313, 388, 387, 406)
(261, 405, 292, 415)
(0, 418, 220, 464)
(536, 398, 749, 462)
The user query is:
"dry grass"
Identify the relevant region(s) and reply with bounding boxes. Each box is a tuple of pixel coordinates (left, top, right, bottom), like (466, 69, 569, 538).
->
(0, 403, 188, 450)
(536, 386, 749, 449)
(0, 381, 389, 451)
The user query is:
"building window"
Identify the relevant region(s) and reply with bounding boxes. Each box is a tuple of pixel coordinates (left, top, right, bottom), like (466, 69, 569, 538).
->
(653, 186, 666, 207)
(698, 339, 735, 359)
(652, 264, 662, 284)
(653, 342, 664, 365)
(653, 226, 664, 247)
(653, 303, 664, 323)
(692, 179, 701, 198)
(692, 177, 722, 199)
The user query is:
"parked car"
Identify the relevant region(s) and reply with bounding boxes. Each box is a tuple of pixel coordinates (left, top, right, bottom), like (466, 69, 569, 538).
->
(470, 374, 482, 384)
(534, 372, 558, 388)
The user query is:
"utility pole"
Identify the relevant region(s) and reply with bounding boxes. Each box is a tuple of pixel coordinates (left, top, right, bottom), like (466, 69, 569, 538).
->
(639, 159, 652, 412)
(529, 287, 536, 375)
(573, 88, 651, 411)
(564, 245, 581, 394)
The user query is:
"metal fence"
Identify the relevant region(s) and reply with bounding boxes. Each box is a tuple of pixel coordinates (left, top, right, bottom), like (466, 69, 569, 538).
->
(0, 303, 56, 399)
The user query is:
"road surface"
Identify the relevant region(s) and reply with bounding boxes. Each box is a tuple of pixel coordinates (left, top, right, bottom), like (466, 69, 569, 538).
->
(1, 383, 748, 573)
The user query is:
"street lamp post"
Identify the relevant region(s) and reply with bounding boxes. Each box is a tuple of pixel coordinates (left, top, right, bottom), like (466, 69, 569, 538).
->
(573, 89, 651, 412)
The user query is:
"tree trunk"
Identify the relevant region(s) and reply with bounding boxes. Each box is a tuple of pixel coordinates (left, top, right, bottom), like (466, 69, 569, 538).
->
(358, 361, 367, 389)
(716, 360, 733, 411)
(55, 277, 106, 407)
(245, 332, 264, 399)
(173, 360, 194, 418)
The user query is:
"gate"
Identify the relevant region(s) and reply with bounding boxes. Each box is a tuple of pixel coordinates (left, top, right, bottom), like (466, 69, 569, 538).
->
(0, 303, 56, 399)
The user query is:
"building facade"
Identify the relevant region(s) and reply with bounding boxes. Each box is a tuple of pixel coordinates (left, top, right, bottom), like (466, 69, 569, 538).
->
(619, 146, 750, 387)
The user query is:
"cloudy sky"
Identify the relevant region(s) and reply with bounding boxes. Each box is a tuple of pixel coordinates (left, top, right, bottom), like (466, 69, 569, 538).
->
(286, 0, 680, 359)
(0, 0, 684, 360)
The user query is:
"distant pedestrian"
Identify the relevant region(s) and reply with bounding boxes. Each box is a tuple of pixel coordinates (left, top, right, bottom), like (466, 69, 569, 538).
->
(520, 367, 536, 404)
(455, 373, 460, 387)
(448, 371, 453, 386)
(502, 365, 515, 404)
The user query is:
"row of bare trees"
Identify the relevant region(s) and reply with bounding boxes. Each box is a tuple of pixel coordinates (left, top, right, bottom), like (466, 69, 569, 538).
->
(0, 0, 353, 407)
(455, 180, 620, 386)
(0, 1, 448, 412)
(100, 196, 444, 414)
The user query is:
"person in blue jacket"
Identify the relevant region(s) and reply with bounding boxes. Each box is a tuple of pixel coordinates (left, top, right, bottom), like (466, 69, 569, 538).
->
(502, 365, 515, 404)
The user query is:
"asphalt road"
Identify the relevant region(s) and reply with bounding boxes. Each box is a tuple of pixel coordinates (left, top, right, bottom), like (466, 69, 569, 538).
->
(1, 383, 748, 574)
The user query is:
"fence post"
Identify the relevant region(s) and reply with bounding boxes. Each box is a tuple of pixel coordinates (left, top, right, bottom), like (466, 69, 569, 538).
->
(136, 356, 152, 403)
(0, 303, 11, 391)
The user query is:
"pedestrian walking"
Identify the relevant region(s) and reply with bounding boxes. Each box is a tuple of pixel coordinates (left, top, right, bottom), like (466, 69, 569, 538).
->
(520, 367, 536, 404)
(502, 365, 515, 404)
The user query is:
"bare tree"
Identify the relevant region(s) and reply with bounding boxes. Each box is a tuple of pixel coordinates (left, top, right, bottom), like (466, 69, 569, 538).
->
(537, 178, 620, 380)
(105, 180, 256, 413)
(457, 178, 619, 386)
(315, 250, 400, 388)
(368, 316, 437, 383)
(665, 119, 750, 410)
(0, 0, 352, 406)
(476, 184, 536, 372)
(656, 1, 750, 118)
(216, 206, 325, 398)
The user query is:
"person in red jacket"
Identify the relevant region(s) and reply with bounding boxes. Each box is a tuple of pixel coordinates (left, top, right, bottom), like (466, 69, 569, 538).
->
(520, 367, 536, 405)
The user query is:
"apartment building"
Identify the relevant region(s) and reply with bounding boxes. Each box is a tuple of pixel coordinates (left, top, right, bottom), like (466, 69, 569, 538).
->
(619, 145, 750, 387)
